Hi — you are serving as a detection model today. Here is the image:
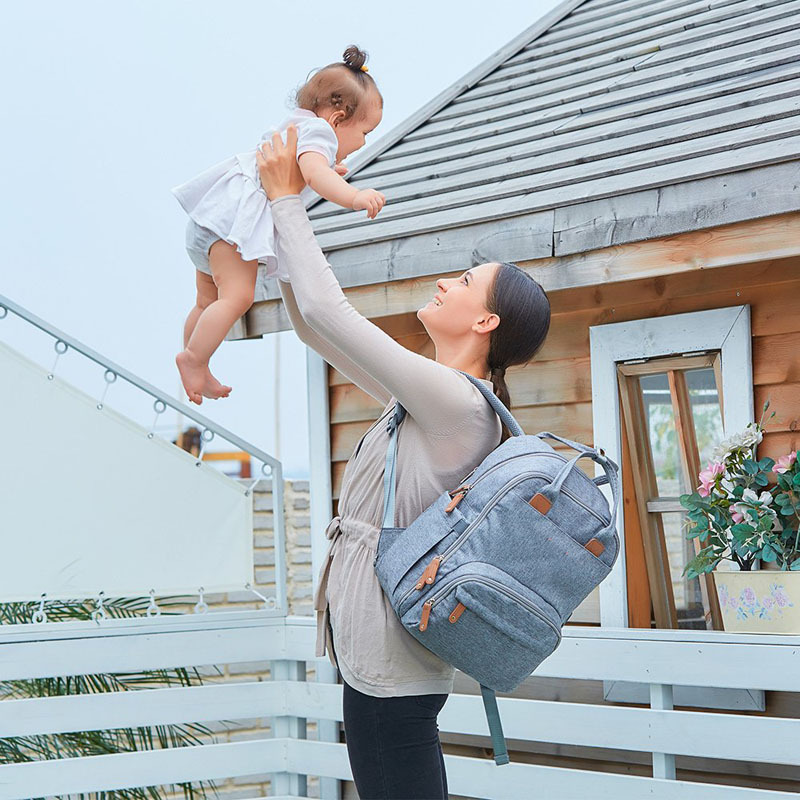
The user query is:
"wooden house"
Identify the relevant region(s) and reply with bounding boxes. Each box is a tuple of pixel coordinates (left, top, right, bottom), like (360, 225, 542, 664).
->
(236, 0, 800, 790)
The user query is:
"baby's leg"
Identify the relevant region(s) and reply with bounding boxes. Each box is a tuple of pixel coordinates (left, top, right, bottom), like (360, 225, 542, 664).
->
(183, 270, 218, 349)
(176, 242, 258, 403)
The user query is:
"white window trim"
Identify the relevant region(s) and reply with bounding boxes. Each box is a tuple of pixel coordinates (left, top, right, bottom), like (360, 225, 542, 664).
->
(589, 305, 753, 630)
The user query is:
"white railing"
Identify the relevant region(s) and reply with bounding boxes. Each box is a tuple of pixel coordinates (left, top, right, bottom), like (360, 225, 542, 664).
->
(1, 613, 798, 800)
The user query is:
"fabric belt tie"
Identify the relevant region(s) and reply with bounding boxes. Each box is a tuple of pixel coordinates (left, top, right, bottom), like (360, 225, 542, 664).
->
(314, 515, 342, 658)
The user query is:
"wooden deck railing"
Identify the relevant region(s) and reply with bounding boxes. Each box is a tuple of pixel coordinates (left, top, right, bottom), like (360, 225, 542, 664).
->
(1, 612, 798, 799)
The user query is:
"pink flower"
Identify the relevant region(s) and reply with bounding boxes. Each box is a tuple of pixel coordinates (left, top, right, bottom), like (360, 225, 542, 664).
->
(731, 510, 744, 524)
(698, 462, 725, 497)
(774, 451, 797, 474)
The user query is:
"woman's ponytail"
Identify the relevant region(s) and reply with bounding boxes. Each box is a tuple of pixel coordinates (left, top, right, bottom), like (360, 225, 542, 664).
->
(489, 364, 512, 442)
(486, 262, 551, 442)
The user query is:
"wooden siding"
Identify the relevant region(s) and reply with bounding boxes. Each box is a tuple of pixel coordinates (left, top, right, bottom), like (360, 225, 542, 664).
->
(327, 255, 800, 624)
(305, 0, 800, 256)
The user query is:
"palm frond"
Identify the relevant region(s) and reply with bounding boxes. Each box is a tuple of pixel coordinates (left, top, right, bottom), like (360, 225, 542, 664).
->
(0, 597, 228, 800)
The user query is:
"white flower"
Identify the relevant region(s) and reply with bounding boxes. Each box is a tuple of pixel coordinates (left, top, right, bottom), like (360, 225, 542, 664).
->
(740, 428, 763, 448)
(758, 491, 773, 506)
(711, 425, 764, 462)
(741, 488, 759, 504)
(712, 441, 732, 462)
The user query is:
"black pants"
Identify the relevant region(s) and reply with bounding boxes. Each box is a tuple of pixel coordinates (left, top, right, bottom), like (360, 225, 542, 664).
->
(341, 675, 449, 800)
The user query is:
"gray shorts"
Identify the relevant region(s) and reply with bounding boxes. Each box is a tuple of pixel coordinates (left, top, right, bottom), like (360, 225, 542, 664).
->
(185, 219, 221, 276)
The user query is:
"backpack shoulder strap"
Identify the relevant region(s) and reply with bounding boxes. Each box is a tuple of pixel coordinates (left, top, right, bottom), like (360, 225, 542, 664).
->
(457, 371, 524, 437)
(381, 371, 523, 528)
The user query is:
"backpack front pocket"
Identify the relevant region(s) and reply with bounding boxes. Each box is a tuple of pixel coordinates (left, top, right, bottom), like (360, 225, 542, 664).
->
(404, 562, 562, 692)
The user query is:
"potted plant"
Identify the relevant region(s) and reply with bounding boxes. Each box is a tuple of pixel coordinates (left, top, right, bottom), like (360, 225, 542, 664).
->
(680, 402, 800, 633)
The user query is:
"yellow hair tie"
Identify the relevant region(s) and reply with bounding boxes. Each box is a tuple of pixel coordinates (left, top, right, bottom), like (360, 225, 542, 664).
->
(360, 65, 369, 72)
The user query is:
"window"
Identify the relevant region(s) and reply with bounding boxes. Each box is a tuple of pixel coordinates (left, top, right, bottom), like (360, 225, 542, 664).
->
(590, 306, 753, 630)
(590, 306, 762, 710)
(617, 354, 725, 629)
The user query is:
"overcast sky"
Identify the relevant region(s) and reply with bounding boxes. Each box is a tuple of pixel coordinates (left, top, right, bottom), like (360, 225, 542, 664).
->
(1, 0, 561, 477)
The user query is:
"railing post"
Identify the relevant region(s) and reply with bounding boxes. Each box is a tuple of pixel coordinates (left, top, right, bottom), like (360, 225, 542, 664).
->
(649, 683, 676, 780)
(271, 659, 307, 796)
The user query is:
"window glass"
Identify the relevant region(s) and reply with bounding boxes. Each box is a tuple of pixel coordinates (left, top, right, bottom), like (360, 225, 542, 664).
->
(685, 368, 725, 468)
(638, 373, 686, 496)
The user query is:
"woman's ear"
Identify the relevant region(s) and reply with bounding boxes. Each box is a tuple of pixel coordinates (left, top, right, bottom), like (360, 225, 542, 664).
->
(474, 313, 500, 334)
(327, 109, 346, 128)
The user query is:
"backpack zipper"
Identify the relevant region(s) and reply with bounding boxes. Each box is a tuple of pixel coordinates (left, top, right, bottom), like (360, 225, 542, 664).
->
(417, 573, 562, 639)
(401, 470, 610, 609)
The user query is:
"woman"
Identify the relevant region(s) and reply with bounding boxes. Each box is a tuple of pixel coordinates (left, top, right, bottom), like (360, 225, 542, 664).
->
(257, 126, 550, 800)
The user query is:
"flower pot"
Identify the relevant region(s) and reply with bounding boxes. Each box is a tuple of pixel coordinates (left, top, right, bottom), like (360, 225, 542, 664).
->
(715, 570, 800, 633)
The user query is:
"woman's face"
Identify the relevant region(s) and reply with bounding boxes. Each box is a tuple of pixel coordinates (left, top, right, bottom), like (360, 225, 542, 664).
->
(417, 262, 500, 341)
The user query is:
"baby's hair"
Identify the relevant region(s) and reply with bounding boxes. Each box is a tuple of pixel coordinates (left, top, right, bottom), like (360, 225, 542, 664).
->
(295, 45, 383, 122)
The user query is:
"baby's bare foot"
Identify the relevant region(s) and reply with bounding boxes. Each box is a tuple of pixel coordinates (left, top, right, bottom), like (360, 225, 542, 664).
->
(202, 366, 232, 399)
(176, 350, 206, 405)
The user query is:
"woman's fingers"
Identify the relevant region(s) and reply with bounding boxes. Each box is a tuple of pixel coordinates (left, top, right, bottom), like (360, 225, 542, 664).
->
(285, 123, 298, 152)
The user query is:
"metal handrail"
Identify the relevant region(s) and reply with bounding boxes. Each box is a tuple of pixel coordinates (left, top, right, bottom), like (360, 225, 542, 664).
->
(0, 293, 280, 470)
(0, 292, 288, 614)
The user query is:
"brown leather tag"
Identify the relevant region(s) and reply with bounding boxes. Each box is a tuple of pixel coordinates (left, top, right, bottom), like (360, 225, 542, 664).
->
(529, 493, 552, 514)
(585, 538, 605, 557)
(449, 602, 467, 624)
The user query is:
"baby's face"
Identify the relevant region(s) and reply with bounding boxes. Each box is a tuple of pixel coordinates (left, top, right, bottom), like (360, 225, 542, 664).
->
(334, 98, 383, 160)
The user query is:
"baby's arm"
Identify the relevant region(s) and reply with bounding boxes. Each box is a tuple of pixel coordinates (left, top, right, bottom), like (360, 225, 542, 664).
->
(298, 152, 385, 219)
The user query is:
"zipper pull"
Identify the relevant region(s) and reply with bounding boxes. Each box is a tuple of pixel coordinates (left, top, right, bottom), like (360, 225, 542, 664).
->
(445, 485, 470, 512)
(419, 600, 433, 631)
(415, 555, 442, 590)
(424, 556, 442, 585)
(449, 602, 466, 624)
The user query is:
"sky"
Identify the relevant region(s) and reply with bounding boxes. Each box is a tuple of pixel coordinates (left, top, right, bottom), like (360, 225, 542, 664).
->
(0, 0, 561, 478)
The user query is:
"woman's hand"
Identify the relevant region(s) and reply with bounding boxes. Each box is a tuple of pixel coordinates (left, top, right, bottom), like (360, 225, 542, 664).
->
(256, 125, 307, 200)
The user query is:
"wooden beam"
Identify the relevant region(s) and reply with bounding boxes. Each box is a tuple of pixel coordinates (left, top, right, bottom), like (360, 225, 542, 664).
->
(619, 399, 653, 629)
(242, 211, 800, 336)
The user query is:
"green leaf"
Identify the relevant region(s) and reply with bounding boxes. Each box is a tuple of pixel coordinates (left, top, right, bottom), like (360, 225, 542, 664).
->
(743, 459, 759, 475)
(758, 457, 776, 471)
(731, 523, 756, 536)
(761, 543, 778, 562)
(754, 473, 769, 486)
(791, 560, 800, 571)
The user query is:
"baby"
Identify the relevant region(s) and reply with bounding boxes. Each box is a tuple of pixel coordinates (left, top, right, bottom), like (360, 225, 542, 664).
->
(173, 46, 385, 404)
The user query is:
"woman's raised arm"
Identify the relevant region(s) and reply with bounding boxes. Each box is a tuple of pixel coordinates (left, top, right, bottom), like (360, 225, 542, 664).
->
(278, 279, 391, 406)
(257, 130, 485, 436)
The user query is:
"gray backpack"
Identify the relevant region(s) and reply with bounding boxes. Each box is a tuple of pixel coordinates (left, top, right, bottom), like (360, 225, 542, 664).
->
(374, 373, 620, 765)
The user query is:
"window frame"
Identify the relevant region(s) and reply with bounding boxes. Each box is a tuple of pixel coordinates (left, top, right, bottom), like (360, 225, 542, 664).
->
(589, 305, 753, 630)
(617, 353, 724, 630)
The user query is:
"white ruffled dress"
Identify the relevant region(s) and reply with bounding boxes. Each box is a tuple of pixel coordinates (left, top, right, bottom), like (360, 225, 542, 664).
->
(172, 108, 338, 280)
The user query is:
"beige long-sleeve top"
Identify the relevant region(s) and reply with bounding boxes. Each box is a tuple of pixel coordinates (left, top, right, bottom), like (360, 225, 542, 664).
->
(272, 196, 501, 697)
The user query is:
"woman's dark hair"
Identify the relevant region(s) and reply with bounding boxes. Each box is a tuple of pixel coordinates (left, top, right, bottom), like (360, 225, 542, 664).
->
(486, 262, 551, 441)
(295, 45, 383, 122)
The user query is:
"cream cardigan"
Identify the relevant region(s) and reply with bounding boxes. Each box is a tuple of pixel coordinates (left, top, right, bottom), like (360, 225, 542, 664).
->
(272, 196, 501, 696)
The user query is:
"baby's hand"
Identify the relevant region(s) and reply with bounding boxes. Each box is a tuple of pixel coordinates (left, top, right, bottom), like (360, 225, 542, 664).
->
(352, 188, 386, 220)
(334, 163, 349, 176)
